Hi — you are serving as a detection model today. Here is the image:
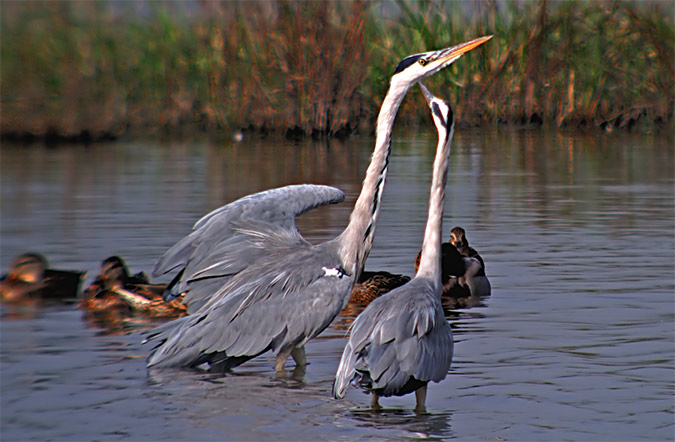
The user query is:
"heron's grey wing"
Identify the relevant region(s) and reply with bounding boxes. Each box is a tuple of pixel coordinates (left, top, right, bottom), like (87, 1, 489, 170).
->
(333, 338, 359, 398)
(335, 279, 453, 397)
(146, 244, 354, 369)
(153, 184, 345, 310)
(333, 281, 415, 397)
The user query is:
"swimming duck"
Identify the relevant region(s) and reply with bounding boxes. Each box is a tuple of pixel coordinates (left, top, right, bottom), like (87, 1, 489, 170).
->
(449, 226, 486, 273)
(349, 271, 411, 305)
(348, 229, 493, 309)
(80, 256, 187, 319)
(0, 252, 86, 302)
(447, 226, 491, 297)
(347, 243, 472, 309)
(414, 242, 474, 301)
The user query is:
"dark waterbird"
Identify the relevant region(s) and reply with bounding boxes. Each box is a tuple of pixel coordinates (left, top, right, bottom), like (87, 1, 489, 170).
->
(333, 82, 456, 412)
(348, 271, 412, 305)
(0, 252, 86, 302)
(80, 256, 187, 319)
(413, 226, 491, 305)
(449, 226, 486, 273)
(144, 36, 493, 373)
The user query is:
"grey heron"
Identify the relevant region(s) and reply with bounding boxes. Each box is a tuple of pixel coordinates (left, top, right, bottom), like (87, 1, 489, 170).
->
(144, 36, 492, 372)
(333, 82, 456, 412)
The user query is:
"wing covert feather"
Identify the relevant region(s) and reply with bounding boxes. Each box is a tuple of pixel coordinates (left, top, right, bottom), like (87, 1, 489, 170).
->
(153, 184, 345, 310)
(146, 243, 354, 369)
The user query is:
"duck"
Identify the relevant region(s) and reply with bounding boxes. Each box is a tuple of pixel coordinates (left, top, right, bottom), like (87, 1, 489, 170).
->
(348, 271, 411, 305)
(80, 256, 187, 319)
(414, 242, 473, 302)
(413, 226, 491, 304)
(449, 226, 486, 274)
(447, 226, 491, 297)
(0, 252, 86, 302)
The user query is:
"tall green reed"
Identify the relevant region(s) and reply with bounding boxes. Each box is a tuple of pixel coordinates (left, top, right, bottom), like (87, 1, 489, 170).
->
(1, 0, 672, 140)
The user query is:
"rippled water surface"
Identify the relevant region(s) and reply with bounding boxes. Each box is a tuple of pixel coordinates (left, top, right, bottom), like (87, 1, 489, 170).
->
(2, 129, 673, 441)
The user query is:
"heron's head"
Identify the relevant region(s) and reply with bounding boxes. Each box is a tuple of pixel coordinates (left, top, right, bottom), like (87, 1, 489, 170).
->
(392, 35, 492, 86)
(418, 82, 454, 140)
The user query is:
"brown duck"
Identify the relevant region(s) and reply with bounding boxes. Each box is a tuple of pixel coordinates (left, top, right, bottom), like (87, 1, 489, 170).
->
(80, 256, 187, 319)
(348, 270, 411, 305)
(0, 252, 86, 302)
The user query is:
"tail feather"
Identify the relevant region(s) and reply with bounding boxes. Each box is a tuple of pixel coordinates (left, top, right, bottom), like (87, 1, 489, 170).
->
(333, 343, 358, 399)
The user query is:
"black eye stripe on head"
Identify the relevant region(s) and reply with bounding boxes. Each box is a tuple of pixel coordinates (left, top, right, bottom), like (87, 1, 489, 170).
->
(393, 54, 423, 75)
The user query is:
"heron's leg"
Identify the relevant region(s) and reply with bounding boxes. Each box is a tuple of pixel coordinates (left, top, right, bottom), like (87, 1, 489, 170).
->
(291, 363, 306, 381)
(414, 385, 428, 414)
(370, 393, 381, 410)
(291, 346, 307, 367)
(274, 348, 294, 372)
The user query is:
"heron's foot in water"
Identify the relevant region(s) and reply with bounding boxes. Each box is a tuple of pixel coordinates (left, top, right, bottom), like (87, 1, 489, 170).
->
(291, 346, 307, 367)
(275, 349, 291, 373)
(274, 346, 307, 373)
(274, 364, 306, 382)
(290, 363, 306, 380)
(370, 393, 382, 411)
(274, 355, 306, 381)
(414, 385, 428, 414)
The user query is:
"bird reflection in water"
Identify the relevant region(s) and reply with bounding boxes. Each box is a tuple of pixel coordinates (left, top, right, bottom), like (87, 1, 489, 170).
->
(349, 408, 454, 439)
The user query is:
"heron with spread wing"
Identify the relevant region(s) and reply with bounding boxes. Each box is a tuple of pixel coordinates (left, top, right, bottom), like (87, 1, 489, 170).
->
(333, 83, 456, 412)
(144, 36, 492, 373)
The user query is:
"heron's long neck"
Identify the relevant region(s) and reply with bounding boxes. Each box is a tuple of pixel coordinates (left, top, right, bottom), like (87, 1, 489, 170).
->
(416, 125, 453, 293)
(338, 80, 410, 276)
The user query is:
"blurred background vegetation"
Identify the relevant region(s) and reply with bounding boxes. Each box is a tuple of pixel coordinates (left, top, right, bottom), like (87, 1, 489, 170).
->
(1, 0, 673, 142)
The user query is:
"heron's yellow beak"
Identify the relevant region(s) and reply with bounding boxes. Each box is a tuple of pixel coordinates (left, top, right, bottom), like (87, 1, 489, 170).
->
(435, 35, 493, 65)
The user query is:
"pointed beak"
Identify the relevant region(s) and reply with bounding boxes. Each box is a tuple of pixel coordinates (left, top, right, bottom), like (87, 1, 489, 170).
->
(418, 82, 434, 105)
(433, 35, 493, 66)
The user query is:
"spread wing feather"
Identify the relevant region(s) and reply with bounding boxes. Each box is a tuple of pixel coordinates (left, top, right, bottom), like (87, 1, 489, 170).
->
(146, 243, 354, 369)
(153, 184, 345, 312)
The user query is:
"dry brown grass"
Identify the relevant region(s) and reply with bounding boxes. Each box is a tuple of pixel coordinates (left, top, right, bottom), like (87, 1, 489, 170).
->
(1, 0, 672, 142)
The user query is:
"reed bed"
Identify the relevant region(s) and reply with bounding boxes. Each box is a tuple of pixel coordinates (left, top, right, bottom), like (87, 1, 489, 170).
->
(1, 0, 672, 142)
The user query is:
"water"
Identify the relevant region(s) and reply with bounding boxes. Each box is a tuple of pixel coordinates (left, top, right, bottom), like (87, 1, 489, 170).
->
(1, 129, 673, 441)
